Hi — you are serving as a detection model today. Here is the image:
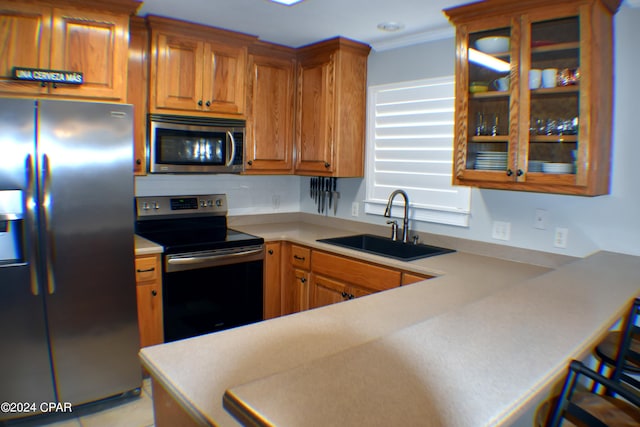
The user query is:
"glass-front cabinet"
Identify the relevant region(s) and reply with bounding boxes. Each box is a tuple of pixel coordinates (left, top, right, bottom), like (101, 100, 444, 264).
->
(445, 0, 620, 196)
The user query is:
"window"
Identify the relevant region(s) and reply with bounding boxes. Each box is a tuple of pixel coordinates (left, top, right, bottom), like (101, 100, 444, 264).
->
(365, 76, 471, 227)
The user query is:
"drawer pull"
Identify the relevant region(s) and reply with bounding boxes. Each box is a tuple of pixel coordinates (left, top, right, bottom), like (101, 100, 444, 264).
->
(293, 255, 306, 261)
(136, 267, 155, 273)
(151, 289, 157, 296)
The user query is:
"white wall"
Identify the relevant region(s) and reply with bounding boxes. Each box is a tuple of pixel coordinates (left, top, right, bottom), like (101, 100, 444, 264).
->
(136, 6, 640, 258)
(135, 174, 301, 215)
(300, 6, 640, 257)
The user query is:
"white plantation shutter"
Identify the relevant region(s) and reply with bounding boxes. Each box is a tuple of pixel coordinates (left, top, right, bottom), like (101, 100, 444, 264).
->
(365, 76, 471, 227)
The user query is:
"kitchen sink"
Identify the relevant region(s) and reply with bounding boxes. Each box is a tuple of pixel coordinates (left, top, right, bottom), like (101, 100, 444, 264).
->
(317, 234, 455, 261)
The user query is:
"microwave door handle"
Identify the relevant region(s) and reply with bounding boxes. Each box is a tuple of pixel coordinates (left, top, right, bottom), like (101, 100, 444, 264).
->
(226, 131, 236, 167)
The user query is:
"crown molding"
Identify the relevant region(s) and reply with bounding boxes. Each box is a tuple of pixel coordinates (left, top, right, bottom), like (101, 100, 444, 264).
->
(370, 26, 454, 52)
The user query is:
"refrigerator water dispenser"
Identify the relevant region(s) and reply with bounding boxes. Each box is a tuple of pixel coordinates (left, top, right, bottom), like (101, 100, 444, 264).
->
(0, 190, 24, 265)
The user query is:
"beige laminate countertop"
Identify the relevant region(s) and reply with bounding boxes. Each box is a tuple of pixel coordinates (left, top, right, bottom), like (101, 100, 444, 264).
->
(134, 234, 163, 256)
(135, 221, 637, 427)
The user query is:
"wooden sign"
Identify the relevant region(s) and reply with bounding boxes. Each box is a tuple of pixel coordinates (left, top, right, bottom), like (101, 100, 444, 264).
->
(12, 67, 83, 85)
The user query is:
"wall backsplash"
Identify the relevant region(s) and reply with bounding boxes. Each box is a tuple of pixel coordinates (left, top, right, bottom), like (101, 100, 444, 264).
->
(135, 174, 302, 215)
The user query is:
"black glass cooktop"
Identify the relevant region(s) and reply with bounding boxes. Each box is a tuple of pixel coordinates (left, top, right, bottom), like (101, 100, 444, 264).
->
(135, 217, 263, 254)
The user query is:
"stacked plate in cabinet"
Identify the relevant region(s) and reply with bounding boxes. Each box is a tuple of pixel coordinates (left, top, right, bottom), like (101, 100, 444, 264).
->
(474, 151, 508, 171)
(528, 160, 547, 172)
(541, 162, 574, 174)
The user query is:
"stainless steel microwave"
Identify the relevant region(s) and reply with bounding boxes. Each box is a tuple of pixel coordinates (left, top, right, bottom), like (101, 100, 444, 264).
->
(148, 114, 245, 174)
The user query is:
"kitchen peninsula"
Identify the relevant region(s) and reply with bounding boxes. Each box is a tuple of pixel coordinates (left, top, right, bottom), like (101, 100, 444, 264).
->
(138, 220, 639, 427)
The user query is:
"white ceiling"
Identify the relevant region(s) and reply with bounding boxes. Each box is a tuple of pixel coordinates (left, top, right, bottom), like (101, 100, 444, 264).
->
(137, 0, 638, 52)
(137, 0, 469, 51)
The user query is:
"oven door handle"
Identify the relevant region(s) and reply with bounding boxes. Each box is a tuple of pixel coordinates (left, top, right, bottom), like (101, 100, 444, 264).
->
(167, 248, 263, 266)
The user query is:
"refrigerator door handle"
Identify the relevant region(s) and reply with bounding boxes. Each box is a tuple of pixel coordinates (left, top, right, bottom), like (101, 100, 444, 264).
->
(41, 154, 56, 295)
(26, 154, 41, 296)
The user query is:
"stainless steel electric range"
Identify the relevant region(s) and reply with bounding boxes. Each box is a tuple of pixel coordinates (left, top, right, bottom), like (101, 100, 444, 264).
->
(135, 194, 264, 342)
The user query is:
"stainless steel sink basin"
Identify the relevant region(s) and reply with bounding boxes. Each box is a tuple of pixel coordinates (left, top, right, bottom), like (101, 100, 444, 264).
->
(317, 234, 455, 261)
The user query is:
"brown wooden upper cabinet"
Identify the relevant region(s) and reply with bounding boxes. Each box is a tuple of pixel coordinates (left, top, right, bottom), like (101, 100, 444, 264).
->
(147, 16, 257, 118)
(0, 0, 139, 101)
(244, 42, 296, 174)
(444, 0, 620, 196)
(128, 16, 149, 175)
(294, 37, 370, 177)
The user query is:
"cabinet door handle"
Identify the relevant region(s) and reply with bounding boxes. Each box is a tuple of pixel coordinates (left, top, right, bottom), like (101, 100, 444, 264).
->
(324, 162, 330, 168)
(206, 101, 211, 107)
(299, 277, 306, 284)
(293, 255, 305, 261)
(517, 169, 524, 176)
(136, 267, 155, 273)
(136, 159, 142, 165)
(341, 291, 348, 298)
(151, 289, 157, 296)
(247, 160, 253, 166)
(348, 293, 355, 299)
(268, 249, 274, 255)
(198, 100, 203, 106)
(506, 169, 513, 176)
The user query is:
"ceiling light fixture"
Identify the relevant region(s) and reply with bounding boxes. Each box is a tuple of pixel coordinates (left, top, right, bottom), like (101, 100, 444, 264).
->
(269, 0, 305, 5)
(377, 22, 404, 32)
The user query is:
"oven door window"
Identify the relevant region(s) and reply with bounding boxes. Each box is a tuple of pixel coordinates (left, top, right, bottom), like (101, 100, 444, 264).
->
(156, 128, 228, 165)
(163, 260, 263, 342)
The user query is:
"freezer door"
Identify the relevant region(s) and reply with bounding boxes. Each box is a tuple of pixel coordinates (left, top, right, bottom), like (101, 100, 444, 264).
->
(0, 98, 56, 420)
(37, 100, 141, 405)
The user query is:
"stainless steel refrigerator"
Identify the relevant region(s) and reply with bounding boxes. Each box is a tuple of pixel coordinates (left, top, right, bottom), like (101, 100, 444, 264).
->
(0, 98, 141, 421)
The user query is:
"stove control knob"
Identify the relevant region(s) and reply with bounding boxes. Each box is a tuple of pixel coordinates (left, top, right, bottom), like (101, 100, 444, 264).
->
(215, 199, 223, 207)
(200, 200, 206, 208)
(207, 199, 213, 207)
(142, 202, 150, 210)
(153, 202, 160, 210)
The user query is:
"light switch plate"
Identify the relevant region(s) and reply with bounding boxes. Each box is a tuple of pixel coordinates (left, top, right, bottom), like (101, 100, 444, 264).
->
(492, 221, 511, 241)
(534, 209, 548, 230)
(554, 227, 569, 248)
(351, 202, 359, 217)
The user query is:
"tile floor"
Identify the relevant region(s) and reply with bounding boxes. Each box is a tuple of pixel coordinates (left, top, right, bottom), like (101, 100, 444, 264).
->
(4, 378, 154, 427)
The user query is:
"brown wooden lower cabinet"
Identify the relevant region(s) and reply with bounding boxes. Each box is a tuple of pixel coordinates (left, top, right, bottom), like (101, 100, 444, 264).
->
(281, 243, 311, 315)
(312, 274, 373, 308)
(263, 241, 282, 319)
(135, 254, 164, 348)
(312, 250, 402, 293)
(271, 241, 435, 316)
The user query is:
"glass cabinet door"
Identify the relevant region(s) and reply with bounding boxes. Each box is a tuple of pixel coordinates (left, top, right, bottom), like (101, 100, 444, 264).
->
(523, 16, 580, 179)
(465, 26, 514, 179)
(446, 0, 616, 196)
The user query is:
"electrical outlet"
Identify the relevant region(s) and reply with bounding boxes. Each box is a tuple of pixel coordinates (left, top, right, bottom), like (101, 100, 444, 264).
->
(554, 227, 569, 248)
(534, 209, 548, 230)
(491, 221, 511, 241)
(351, 202, 359, 217)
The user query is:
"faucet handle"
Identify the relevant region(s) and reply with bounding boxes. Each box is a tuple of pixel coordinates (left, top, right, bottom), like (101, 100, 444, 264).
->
(386, 220, 398, 241)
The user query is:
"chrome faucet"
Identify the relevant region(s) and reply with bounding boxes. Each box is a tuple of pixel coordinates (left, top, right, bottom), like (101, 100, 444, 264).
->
(384, 190, 409, 243)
